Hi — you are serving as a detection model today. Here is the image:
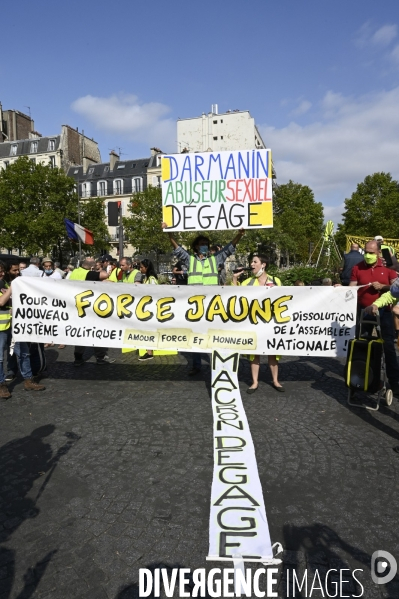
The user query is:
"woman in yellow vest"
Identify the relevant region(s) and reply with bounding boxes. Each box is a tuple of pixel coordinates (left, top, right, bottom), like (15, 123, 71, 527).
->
(232, 253, 284, 394)
(138, 259, 158, 361)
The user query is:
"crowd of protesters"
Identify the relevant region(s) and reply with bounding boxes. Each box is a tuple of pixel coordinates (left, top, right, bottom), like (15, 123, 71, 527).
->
(1, 230, 399, 400)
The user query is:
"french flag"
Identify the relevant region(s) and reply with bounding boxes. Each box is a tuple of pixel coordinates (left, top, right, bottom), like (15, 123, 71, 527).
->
(64, 218, 94, 245)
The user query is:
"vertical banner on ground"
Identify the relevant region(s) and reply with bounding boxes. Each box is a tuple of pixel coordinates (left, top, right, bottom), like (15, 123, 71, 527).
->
(162, 149, 273, 232)
(208, 350, 274, 563)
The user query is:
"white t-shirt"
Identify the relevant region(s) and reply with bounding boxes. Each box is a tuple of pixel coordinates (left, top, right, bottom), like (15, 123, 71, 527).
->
(21, 264, 43, 277)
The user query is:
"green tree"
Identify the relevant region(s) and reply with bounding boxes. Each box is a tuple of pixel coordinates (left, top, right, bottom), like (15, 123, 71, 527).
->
(79, 197, 110, 255)
(271, 181, 324, 265)
(124, 186, 181, 256)
(337, 172, 399, 248)
(0, 157, 109, 257)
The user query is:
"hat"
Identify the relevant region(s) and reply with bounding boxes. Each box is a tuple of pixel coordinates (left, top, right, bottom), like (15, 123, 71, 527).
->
(42, 256, 54, 263)
(101, 254, 113, 262)
(374, 235, 384, 241)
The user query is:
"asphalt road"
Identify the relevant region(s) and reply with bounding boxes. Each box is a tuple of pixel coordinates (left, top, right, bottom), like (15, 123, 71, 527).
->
(0, 347, 398, 598)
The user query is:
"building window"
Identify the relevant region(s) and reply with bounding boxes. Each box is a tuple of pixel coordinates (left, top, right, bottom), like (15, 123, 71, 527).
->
(152, 175, 161, 188)
(74, 169, 79, 174)
(114, 179, 123, 195)
(117, 164, 125, 169)
(98, 181, 107, 196)
(221, 119, 223, 123)
(131, 163, 136, 168)
(221, 136, 224, 140)
(88, 167, 94, 174)
(3, 161, 9, 169)
(48, 139, 55, 151)
(30, 158, 36, 164)
(213, 120, 217, 124)
(133, 177, 143, 193)
(49, 156, 56, 168)
(213, 136, 218, 141)
(10, 144, 17, 156)
(156, 156, 162, 167)
(82, 183, 91, 198)
(30, 141, 38, 153)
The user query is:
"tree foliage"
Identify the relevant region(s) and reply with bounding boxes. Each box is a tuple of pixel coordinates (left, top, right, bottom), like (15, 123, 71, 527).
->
(0, 157, 109, 256)
(123, 181, 324, 265)
(336, 172, 399, 250)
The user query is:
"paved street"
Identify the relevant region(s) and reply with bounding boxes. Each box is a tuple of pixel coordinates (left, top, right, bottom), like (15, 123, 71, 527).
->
(1, 347, 399, 598)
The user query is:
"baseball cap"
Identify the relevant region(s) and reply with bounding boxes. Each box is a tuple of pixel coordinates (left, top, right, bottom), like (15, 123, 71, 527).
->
(101, 254, 113, 262)
(374, 235, 384, 241)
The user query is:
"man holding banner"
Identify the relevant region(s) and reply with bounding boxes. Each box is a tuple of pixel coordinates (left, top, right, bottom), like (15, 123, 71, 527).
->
(162, 222, 245, 374)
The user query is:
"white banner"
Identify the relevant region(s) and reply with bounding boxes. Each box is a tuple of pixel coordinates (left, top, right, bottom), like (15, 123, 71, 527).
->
(161, 149, 273, 232)
(208, 350, 278, 564)
(11, 279, 356, 356)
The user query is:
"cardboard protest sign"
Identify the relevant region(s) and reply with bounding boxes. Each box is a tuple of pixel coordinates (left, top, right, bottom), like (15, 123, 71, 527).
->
(12, 279, 356, 357)
(161, 150, 273, 232)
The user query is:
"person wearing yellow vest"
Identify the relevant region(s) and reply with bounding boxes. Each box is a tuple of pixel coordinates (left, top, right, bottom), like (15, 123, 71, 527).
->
(69, 257, 115, 366)
(0, 259, 45, 399)
(232, 253, 284, 394)
(107, 257, 142, 284)
(137, 259, 158, 361)
(162, 223, 245, 374)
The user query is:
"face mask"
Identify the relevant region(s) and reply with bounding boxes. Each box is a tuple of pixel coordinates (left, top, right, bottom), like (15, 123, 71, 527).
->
(198, 245, 208, 255)
(45, 269, 53, 274)
(364, 253, 377, 265)
(255, 267, 264, 278)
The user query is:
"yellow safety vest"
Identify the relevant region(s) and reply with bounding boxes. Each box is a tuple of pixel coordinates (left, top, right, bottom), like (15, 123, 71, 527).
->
(109, 268, 139, 283)
(188, 255, 218, 285)
(68, 267, 89, 281)
(142, 275, 158, 285)
(0, 283, 11, 331)
(241, 275, 281, 287)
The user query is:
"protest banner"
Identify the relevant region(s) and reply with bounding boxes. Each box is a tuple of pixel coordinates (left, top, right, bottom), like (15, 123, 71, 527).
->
(12, 279, 356, 356)
(346, 234, 399, 258)
(161, 149, 273, 232)
(208, 349, 281, 566)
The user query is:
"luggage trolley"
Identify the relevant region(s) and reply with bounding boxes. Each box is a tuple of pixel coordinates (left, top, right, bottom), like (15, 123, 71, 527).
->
(345, 310, 393, 411)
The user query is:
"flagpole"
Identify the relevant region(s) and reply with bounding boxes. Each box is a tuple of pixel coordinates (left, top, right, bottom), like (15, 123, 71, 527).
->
(77, 179, 82, 265)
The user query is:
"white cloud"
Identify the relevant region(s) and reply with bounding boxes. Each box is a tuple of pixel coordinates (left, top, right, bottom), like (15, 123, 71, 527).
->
(354, 21, 397, 49)
(372, 24, 397, 46)
(391, 44, 399, 64)
(290, 99, 312, 117)
(353, 22, 372, 48)
(260, 87, 399, 224)
(71, 94, 175, 151)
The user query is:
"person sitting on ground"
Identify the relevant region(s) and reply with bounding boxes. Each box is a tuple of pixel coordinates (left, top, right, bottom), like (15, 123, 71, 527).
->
(232, 254, 284, 394)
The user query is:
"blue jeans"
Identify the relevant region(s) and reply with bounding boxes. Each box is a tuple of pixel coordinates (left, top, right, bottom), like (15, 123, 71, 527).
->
(0, 329, 32, 383)
(192, 352, 202, 370)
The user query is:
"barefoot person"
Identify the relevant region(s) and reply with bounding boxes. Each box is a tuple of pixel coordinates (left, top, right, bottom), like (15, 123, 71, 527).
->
(232, 254, 284, 394)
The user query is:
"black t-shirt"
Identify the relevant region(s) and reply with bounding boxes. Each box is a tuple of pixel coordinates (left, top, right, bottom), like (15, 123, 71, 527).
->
(174, 261, 187, 285)
(85, 271, 101, 281)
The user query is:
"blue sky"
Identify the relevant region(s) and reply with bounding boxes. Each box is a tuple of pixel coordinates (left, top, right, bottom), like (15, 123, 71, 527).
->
(2, 0, 399, 223)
